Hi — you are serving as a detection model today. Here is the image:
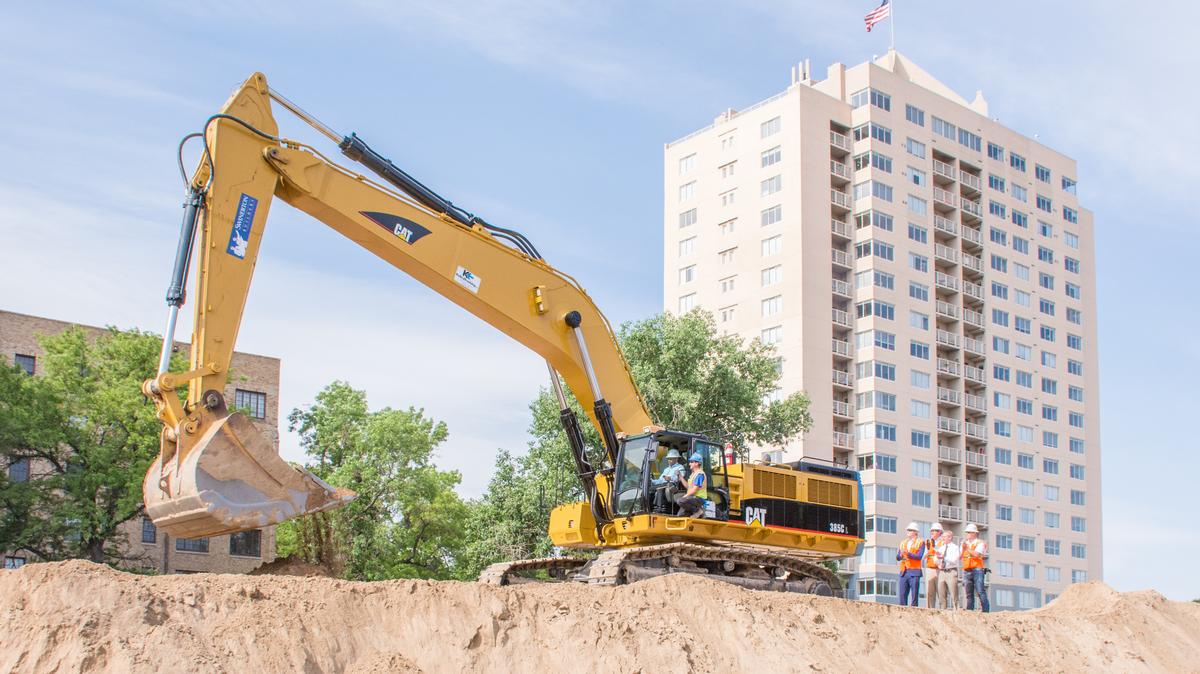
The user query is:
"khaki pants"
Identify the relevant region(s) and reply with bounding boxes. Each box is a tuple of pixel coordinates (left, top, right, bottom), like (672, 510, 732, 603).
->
(923, 568, 940, 608)
(937, 569, 959, 609)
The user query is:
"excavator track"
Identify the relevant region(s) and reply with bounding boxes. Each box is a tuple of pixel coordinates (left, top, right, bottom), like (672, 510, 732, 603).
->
(479, 543, 843, 596)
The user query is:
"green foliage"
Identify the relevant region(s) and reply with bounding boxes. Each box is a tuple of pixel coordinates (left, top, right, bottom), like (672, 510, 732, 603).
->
(0, 327, 184, 564)
(460, 310, 812, 577)
(278, 381, 468, 580)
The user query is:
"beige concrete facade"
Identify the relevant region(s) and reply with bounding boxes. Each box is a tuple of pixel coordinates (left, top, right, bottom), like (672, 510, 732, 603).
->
(1, 309, 280, 574)
(663, 52, 1101, 609)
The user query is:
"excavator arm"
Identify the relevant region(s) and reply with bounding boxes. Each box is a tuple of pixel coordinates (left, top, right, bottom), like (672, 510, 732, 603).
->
(143, 73, 651, 538)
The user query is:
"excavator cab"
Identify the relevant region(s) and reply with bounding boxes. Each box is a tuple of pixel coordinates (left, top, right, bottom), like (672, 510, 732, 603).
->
(611, 431, 729, 520)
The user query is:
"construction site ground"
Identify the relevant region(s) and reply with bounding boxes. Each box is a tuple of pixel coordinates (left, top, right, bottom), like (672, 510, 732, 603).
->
(2, 560, 1197, 673)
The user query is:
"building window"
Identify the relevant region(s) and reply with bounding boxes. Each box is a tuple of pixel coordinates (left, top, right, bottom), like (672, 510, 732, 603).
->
(679, 181, 695, 202)
(761, 265, 782, 287)
(761, 296, 782, 317)
(1010, 152, 1027, 172)
(7, 457, 30, 483)
(229, 530, 262, 557)
(678, 265, 696, 285)
(912, 490, 932, 508)
(678, 294, 696, 314)
(13, 353, 36, 376)
(931, 116, 955, 140)
(761, 326, 781, 345)
(176, 537, 210, 553)
(906, 138, 926, 158)
(141, 517, 157, 544)
(678, 209, 697, 229)
(235, 389, 267, 419)
(987, 142, 1004, 161)
(761, 175, 782, 197)
(761, 146, 781, 167)
(761, 116, 781, 138)
(678, 154, 695, 176)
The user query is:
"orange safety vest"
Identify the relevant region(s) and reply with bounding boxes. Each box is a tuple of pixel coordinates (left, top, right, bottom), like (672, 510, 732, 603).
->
(962, 539, 986, 570)
(924, 538, 941, 569)
(898, 537, 924, 573)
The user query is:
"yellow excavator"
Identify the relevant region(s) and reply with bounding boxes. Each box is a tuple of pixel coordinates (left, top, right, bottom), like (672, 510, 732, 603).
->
(142, 73, 863, 594)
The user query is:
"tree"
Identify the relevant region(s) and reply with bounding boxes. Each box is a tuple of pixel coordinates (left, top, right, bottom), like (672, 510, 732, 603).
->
(0, 327, 183, 564)
(460, 310, 812, 576)
(277, 381, 469, 580)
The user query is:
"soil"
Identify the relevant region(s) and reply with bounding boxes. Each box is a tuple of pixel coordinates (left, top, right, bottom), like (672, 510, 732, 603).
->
(1, 560, 1197, 673)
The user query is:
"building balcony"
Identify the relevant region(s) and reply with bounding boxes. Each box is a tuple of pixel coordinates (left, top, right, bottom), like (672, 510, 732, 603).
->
(832, 430, 853, 449)
(933, 187, 957, 209)
(831, 218, 851, 239)
(935, 300, 960, 320)
(963, 308, 985, 329)
(962, 280, 984, 301)
(937, 416, 962, 434)
(935, 329, 960, 349)
(965, 509, 988, 526)
(960, 198, 982, 218)
(832, 279, 852, 298)
(831, 189, 852, 211)
(938, 504, 963, 522)
(959, 170, 982, 192)
(832, 400, 854, 418)
(935, 271, 959, 292)
(832, 369, 853, 388)
(964, 392, 987, 412)
(962, 253, 983, 273)
(832, 338, 852, 358)
(964, 479, 988, 497)
(961, 226, 983, 246)
(938, 445, 963, 463)
(835, 556, 859, 575)
(932, 160, 956, 182)
(832, 308, 852, 329)
(830, 130, 851, 153)
(963, 363, 987, 385)
(964, 450, 987, 468)
(937, 386, 963, 406)
(934, 243, 959, 265)
(830, 160, 851, 182)
(936, 358, 961, 378)
(938, 474, 963, 492)
(832, 248, 852, 269)
(964, 421, 988, 440)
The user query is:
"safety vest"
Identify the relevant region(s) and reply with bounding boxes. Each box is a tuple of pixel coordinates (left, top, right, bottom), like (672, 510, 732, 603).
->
(898, 537, 923, 573)
(689, 469, 708, 500)
(962, 538, 986, 570)
(924, 538, 941, 569)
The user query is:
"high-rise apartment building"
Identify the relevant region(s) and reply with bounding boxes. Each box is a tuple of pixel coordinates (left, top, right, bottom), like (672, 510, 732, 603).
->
(662, 52, 1101, 609)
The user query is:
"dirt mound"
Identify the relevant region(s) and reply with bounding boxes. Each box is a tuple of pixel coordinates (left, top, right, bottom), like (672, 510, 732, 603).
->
(2, 560, 1198, 673)
(249, 555, 335, 578)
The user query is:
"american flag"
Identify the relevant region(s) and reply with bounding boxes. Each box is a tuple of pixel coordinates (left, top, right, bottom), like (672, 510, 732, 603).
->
(864, 0, 890, 32)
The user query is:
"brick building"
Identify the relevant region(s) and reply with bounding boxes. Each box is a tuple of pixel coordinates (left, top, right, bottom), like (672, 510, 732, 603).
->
(1, 309, 281, 573)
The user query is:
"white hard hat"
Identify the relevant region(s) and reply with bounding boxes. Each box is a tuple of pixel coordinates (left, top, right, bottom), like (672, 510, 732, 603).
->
(905, 521, 920, 532)
(930, 522, 944, 532)
(965, 523, 979, 533)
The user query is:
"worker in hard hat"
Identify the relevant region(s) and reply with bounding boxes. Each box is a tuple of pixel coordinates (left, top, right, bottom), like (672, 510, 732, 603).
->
(652, 448, 686, 511)
(935, 528, 961, 610)
(922, 523, 944, 608)
(895, 522, 926, 606)
(673, 452, 708, 518)
(961, 523, 990, 612)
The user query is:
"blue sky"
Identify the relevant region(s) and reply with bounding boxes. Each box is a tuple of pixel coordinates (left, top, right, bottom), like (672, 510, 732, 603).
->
(1, 1, 1197, 599)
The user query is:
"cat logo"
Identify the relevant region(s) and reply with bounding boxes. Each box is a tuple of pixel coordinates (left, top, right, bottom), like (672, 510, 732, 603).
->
(360, 211, 432, 245)
(744, 505, 767, 527)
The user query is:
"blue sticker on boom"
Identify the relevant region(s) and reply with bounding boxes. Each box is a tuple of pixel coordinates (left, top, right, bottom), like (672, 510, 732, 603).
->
(226, 193, 259, 259)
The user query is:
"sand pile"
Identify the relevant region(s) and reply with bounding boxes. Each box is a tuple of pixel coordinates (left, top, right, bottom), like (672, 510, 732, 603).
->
(1, 560, 1197, 673)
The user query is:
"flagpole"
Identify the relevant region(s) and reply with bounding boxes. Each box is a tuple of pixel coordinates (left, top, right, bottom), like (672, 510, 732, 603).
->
(890, 0, 896, 52)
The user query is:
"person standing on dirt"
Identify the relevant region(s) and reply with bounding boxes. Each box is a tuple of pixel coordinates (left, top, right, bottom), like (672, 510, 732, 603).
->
(934, 529, 961, 609)
(922, 523, 943, 608)
(896, 522, 925, 606)
(961, 523, 990, 612)
(674, 453, 707, 518)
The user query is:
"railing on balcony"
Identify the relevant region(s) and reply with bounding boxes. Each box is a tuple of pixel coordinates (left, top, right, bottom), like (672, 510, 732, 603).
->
(964, 450, 987, 468)
(934, 243, 959, 264)
(830, 160, 850, 180)
(938, 474, 963, 491)
(832, 430, 853, 448)
(832, 279, 852, 297)
(933, 215, 958, 236)
(963, 364, 986, 384)
(965, 479, 988, 497)
(937, 416, 962, 434)
(937, 387, 963, 405)
(832, 308, 852, 328)
(935, 271, 959, 291)
(832, 338, 852, 357)
(962, 253, 983, 273)
(934, 187, 957, 208)
(936, 329, 960, 348)
(832, 248, 852, 268)
(836, 557, 859, 574)
(933, 160, 956, 181)
(963, 308, 985, 329)
(966, 509, 988, 525)
(937, 358, 961, 377)
(961, 198, 982, 217)
(961, 226, 983, 245)
(964, 421, 988, 440)
(959, 171, 982, 191)
(939, 504, 963, 521)
(936, 300, 960, 319)
(830, 131, 851, 152)
(832, 400, 853, 417)
(831, 190, 852, 209)
(962, 280, 984, 301)
(938, 445, 963, 463)
(831, 218, 851, 238)
(965, 392, 987, 411)
(832, 369, 853, 387)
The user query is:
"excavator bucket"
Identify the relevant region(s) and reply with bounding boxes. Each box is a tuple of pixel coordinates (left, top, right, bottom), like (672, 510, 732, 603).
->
(144, 411, 355, 539)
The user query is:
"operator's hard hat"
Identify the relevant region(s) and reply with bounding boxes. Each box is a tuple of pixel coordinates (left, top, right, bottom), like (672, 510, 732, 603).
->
(905, 521, 920, 532)
(931, 522, 944, 532)
(688, 452, 704, 463)
(965, 523, 979, 533)
(666, 449, 682, 459)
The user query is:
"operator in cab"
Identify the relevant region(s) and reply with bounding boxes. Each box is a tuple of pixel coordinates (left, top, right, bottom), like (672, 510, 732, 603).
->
(674, 452, 708, 518)
(652, 448, 686, 511)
